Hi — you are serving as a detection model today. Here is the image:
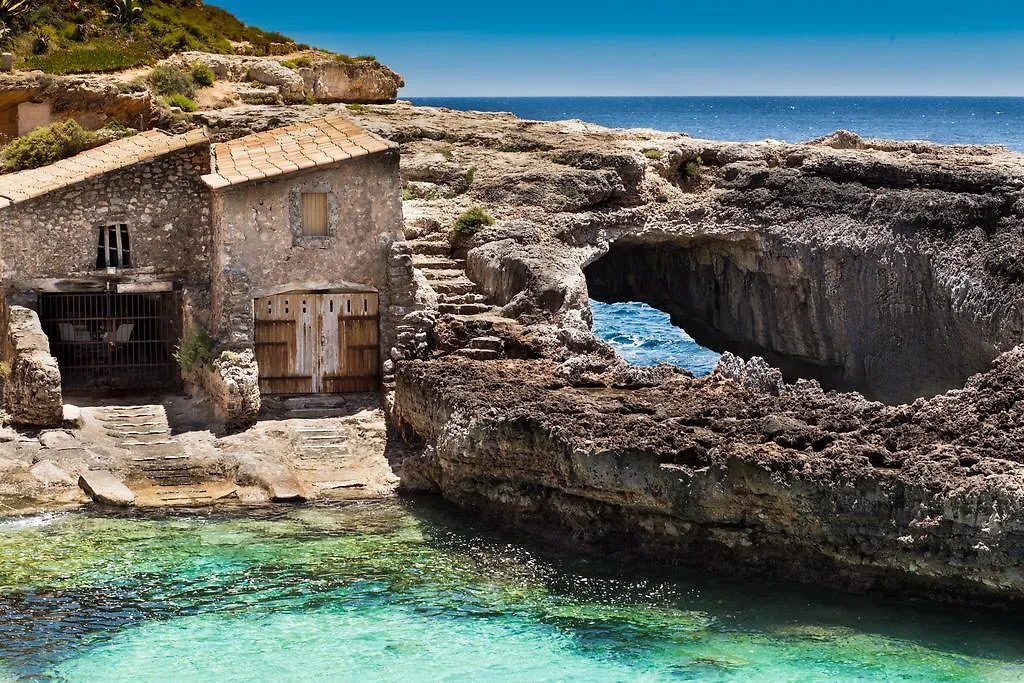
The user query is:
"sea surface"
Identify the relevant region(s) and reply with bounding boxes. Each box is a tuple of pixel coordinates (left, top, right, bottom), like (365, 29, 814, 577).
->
(412, 96, 1024, 374)
(2, 503, 1024, 681)
(410, 96, 1024, 151)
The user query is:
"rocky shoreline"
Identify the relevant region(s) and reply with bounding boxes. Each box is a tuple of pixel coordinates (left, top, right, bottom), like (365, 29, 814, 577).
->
(4, 97, 1024, 607)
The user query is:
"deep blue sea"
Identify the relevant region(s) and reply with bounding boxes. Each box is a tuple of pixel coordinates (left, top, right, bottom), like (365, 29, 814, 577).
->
(412, 96, 1024, 373)
(411, 96, 1024, 151)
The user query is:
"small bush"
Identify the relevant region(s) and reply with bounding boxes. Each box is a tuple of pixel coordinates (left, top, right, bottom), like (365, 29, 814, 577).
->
(333, 53, 376, 64)
(345, 103, 366, 113)
(190, 62, 215, 87)
(449, 206, 495, 247)
(401, 188, 413, 201)
(1, 120, 97, 172)
(147, 64, 195, 97)
(642, 148, 664, 160)
(173, 327, 213, 375)
(281, 57, 312, 70)
(162, 93, 197, 112)
(684, 155, 704, 181)
(0, 360, 9, 381)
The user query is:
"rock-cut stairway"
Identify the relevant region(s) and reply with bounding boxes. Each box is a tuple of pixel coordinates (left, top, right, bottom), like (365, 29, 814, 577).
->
(408, 236, 512, 361)
(91, 404, 222, 506)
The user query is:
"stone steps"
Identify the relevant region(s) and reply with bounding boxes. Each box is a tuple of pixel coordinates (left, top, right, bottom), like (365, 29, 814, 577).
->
(410, 240, 451, 256)
(438, 302, 495, 316)
(430, 278, 478, 296)
(412, 256, 465, 271)
(468, 336, 504, 352)
(454, 347, 500, 361)
(420, 268, 468, 280)
(438, 292, 489, 305)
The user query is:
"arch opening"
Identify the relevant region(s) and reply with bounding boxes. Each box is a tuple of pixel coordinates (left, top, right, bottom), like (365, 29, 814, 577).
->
(584, 236, 1003, 403)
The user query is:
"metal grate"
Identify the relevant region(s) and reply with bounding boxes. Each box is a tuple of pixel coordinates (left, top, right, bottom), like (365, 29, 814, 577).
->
(38, 291, 181, 393)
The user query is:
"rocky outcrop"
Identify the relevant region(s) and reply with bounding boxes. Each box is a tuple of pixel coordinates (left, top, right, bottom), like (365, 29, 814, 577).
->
(394, 352, 1024, 608)
(295, 58, 405, 103)
(0, 72, 156, 142)
(3, 306, 62, 427)
(165, 52, 404, 105)
(203, 349, 261, 431)
(333, 106, 1024, 404)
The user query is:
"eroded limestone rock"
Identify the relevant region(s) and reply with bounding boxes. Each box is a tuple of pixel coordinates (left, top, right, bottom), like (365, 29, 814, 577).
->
(4, 306, 62, 427)
(204, 349, 261, 430)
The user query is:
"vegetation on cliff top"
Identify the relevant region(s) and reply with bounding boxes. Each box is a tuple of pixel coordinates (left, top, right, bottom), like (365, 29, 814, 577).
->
(1, 118, 135, 171)
(0, 1, 307, 74)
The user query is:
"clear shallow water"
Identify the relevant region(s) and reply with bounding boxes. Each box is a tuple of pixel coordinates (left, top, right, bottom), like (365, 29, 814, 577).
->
(1, 503, 1023, 681)
(409, 96, 1024, 151)
(590, 299, 720, 375)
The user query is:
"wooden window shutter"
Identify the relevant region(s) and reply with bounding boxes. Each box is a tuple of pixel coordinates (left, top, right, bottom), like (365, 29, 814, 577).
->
(301, 193, 329, 236)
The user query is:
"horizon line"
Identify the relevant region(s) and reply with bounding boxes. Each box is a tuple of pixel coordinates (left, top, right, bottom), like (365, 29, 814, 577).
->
(404, 94, 1024, 99)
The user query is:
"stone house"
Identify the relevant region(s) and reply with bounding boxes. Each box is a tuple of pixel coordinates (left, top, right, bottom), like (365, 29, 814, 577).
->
(0, 117, 403, 426)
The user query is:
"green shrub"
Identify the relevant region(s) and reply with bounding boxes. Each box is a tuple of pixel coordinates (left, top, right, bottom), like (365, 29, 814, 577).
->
(0, 360, 9, 381)
(684, 155, 704, 181)
(97, 119, 137, 142)
(642, 148, 664, 160)
(1, 120, 97, 172)
(333, 53, 376, 64)
(162, 93, 196, 112)
(190, 62, 215, 87)
(345, 103, 366, 113)
(147, 64, 195, 97)
(281, 57, 312, 69)
(449, 206, 495, 247)
(173, 327, 213, 375)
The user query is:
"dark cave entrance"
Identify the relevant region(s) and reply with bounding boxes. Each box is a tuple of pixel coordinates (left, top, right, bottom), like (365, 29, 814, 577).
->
(584, 237, 1004, 403)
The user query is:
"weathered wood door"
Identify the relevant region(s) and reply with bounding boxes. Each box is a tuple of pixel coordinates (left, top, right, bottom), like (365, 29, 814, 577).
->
(254, 292, 380, 395)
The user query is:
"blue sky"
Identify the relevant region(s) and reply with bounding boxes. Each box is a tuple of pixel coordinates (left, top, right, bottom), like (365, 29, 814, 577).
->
(212, 1, 1024, 96)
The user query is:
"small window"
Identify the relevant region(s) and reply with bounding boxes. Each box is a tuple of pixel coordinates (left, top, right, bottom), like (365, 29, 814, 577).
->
(301, 193, 329, 236)
(96, 224, 131, 269)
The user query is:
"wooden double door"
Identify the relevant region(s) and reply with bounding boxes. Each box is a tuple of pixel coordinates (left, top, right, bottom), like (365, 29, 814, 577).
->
(254, 292, 380, 394)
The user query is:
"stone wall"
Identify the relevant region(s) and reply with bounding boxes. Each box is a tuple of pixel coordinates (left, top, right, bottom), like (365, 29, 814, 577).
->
(211, 151, 404, 347)
(3, 305, 61, 426)
(0, 144, 213, 287)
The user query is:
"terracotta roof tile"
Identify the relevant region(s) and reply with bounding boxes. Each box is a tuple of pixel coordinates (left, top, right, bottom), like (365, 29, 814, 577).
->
(0, 129, 209, 208)
(201, 116, 395, 190)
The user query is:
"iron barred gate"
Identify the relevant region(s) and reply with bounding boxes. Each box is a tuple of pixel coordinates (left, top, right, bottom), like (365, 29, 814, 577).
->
(38, 291, 181, 392)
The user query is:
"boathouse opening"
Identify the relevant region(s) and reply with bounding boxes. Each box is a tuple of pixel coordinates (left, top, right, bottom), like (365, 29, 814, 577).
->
(37, 289, 181, 393)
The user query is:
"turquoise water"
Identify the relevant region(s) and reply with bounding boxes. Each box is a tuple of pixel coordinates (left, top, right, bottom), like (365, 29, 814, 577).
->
(591, 299, 721, 375)
(2, 502, 1023, 681)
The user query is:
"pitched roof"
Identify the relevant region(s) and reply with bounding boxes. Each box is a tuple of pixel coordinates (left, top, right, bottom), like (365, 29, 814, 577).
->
(201, 116, 394, 190)
(0, 128, 209, 209)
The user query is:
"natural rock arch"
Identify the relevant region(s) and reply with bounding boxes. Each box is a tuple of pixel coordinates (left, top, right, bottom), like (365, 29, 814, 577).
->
(584, 234, 1010, 404)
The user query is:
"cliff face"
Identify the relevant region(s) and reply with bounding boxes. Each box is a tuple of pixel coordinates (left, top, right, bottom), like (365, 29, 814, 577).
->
(394, 353, 1024, 607)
